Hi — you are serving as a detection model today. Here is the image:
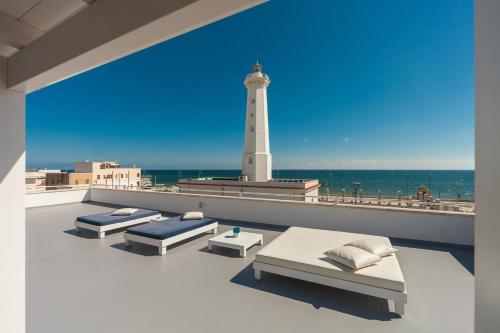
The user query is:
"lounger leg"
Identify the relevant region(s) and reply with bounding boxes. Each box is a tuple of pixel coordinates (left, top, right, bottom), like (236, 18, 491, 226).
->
(212, 228, 217, 234)
(97, 231, 105, 239)
(258, 236, 263, 245)
(254, 268, 262, 280)
(207, 244, 213, 251)
(75, 226, 80, 233)
(394, 299, 405, 317)
(124, 239, 130, 247)
(159, 246, 167, 255)
(240, 248, 247, 257)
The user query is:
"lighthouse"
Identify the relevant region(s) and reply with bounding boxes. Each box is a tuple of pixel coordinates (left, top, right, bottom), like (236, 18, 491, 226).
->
(242, 62, 272, 182)
(176, 63, 320, 202)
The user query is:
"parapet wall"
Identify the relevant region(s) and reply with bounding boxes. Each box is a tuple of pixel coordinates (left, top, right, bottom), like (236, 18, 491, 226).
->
(25, 187, 91, 208)
(90, 188, 474, 246)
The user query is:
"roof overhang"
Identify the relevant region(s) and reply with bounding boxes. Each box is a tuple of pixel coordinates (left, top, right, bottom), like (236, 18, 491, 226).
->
(7, 0, 267, 93)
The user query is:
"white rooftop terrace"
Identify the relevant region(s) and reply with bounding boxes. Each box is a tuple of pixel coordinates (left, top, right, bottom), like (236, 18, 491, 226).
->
(1, 0, 499, 331)
(27, 201, 473, 333)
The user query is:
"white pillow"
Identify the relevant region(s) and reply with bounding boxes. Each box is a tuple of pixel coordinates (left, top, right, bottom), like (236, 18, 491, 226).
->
(325, 245, 381, 270)
(347, 238, 398, 257)
(111, 208, 138, 216)
(182, 211, 204, 220)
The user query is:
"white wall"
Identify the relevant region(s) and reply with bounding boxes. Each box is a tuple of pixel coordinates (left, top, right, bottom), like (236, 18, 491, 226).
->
(25, 188, 91, 208)
(0, 56, 25, 333)
(91, 188, 474, 246)
(475, 1, 500, 331)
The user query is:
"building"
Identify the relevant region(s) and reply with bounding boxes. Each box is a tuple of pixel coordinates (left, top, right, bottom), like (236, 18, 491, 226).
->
(25, 171, 47, 190)
(178, 63, 319, 202)
(177, 177, 320, 202)
(45, 172, 92, 187)
(75, 161, 141, 188)
(25, 169, 64, 190)
(39, 161, 141, 189)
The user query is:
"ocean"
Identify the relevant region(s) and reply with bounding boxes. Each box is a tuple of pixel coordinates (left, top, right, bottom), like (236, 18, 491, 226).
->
(142, 169, 475, 201)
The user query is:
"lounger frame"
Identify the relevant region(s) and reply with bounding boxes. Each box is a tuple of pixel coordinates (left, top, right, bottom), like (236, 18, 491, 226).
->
(124, 222, 218, 255)
(74, 214, 161, 239)
(253, 261, 407, 316)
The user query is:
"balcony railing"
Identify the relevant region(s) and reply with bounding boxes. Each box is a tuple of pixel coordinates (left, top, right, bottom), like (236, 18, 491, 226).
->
(90, 183, 475, 214)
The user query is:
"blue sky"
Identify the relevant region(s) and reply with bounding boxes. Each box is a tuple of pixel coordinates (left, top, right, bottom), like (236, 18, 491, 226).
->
(27, 0, 474, 170)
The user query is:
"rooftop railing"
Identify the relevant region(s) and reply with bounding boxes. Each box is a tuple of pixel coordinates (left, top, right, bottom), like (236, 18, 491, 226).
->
(90, 183, 475, 214)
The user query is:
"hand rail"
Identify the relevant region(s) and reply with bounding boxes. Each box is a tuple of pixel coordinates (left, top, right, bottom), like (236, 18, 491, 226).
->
(89, 184, 475, 213)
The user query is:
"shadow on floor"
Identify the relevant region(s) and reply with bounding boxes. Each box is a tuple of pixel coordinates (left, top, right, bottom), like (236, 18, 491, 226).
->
(231, 263, 398, 321)
(110, 232, 214, 257)
(110, 241, 158, 257)
(63, 228, 96, 239)
(63, 226, 134, 240)
(217, 219, 289, 233)
(198, 245, 247, 258)
(391, 238, 474, 275)
(198, 244, 263, 260)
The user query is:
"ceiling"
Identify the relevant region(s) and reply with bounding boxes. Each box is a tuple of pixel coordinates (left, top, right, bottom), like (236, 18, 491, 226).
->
(0, 0, 95, 57)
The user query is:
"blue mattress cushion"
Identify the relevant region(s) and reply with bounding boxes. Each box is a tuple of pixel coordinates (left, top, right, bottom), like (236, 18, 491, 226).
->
(126, 216, 215, 240)
(76, 209, 160, 226)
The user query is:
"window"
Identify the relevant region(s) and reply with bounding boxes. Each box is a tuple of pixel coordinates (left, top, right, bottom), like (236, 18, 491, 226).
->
(75, 180, 79, 185)
(137, 173, 140, 177)
(120, 174, 123, 178)
(85, 179, 89, 184)
(97, 175, 100, 180)
(251, 98, 255, 104)
(250, 126, 254, 132)
(250, 113, 254, 118)
(249, 157, 253, 165)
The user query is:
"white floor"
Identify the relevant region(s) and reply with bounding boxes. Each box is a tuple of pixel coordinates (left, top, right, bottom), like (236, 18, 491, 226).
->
(27, 202, 474, 333)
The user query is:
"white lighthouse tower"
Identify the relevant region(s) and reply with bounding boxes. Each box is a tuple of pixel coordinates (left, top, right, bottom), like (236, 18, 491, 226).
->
(242, 62, 272, 182)
(177, 63, 319, 202)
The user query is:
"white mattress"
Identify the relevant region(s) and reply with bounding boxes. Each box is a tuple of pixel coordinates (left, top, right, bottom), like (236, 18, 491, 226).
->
(255, 227, 406, 292)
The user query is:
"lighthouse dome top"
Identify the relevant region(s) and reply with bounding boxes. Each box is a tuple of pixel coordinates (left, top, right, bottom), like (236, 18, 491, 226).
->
(252, 62, 262, 73)
(245, 62, 270, 83)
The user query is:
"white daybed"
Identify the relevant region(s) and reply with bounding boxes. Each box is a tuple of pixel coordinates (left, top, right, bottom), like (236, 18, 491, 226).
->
(123, 215, 218, 255)
(253, 227, 407, 316)
(75, 209, 161, 238)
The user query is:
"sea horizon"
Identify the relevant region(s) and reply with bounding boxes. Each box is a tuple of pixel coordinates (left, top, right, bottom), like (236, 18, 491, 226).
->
(26, 165, 475, 200)
(138, 169, 475, 201)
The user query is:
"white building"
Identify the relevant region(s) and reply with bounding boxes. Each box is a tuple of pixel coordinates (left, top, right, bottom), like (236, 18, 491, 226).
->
(75, 161, 141, 188)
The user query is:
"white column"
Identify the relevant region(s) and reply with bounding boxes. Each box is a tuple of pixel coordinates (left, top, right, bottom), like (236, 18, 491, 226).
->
(0, 56, 25, 332)
(475, 1, 500, 331)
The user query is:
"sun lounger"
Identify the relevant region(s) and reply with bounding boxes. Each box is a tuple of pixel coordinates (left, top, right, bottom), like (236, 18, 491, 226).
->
(253, 227, 407, 316)
(75, 209, 161, 238)
(123, 216, 218, 255)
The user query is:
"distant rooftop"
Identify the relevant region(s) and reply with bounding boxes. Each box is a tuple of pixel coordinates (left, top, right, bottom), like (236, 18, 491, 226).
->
(178, 177, 319, 189)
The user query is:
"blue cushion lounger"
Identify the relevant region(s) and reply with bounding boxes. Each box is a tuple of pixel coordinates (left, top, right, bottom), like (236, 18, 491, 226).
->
(126, 216, 215, 239)
(76, 209, 160, 226)
(123, 215, 218, 255)
(75, 209, 161, 238)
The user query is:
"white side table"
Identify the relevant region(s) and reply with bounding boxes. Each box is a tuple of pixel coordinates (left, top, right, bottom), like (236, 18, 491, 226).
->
(208, 230, 263, 257)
